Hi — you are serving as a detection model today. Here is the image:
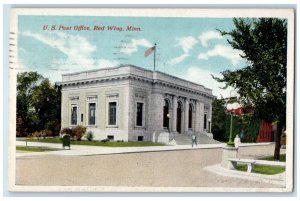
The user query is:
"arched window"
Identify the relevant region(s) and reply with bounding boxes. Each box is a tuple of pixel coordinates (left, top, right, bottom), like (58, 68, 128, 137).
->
(188, 104, 193, 129)
(176, 101, 183, 133)
(163, 99, 170, 129)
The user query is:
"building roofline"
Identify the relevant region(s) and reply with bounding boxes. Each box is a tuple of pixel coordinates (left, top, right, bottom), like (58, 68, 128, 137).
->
(60, 64, 213, 93)
(61, 64, 151, 76)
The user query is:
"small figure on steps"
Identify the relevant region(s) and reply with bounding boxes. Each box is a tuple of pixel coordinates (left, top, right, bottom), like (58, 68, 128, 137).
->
(192, 134, 197, 147)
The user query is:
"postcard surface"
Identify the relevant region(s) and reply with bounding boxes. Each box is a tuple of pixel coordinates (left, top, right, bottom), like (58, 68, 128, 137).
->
(9, 8, 294, 192)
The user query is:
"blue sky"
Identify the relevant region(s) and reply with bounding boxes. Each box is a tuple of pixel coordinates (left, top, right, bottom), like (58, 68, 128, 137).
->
(18, 15, 248, 98)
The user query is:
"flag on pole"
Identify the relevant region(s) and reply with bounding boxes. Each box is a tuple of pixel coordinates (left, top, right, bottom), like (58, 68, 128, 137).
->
(144, 45, 155, 57)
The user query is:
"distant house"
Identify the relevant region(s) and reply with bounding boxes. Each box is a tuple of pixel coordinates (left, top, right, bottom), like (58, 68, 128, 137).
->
(257, 120, 273, 142)
(227, 106, 273, 142)
(57, 65, 215, 142)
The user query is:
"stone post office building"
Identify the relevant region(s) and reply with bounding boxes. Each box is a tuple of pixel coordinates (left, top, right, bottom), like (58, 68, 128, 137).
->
(58, 65, 215, 143)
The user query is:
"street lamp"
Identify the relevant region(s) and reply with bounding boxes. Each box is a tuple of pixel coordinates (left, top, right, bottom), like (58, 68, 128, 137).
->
(226, 103, 238, 147)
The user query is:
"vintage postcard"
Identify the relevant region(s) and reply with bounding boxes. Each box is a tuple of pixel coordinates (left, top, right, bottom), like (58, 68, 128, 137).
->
(8, 8, 294, 192)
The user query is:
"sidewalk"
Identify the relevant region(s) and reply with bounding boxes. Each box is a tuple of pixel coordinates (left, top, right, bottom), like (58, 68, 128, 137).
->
(16, 141, 225, 157)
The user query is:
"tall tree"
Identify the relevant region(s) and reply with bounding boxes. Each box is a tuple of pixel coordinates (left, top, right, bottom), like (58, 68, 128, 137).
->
(17, 72, 61, 136)
(17, 72, 44, 135)
(211, 98, 228, 141)
(213, 18, 287, 160)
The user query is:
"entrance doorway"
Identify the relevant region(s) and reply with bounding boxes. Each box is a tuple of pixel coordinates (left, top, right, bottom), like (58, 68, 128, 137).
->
(176, 102, 182, 133)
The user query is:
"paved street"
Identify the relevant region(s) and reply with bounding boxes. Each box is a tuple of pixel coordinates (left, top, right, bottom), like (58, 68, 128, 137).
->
(15, 142, 284, 188)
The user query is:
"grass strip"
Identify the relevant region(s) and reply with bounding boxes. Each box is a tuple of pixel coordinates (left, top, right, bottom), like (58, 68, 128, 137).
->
(19, 137, 164, 147)
(16, 146, 60, 152)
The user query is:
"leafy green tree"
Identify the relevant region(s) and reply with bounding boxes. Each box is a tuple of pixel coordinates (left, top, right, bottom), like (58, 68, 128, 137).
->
(17, 72, 61, 136)
(212, 98, 247, 142)
(214, 18, 287, 160)
(17, 72, 43, 135)
(211, 98, 227, 141)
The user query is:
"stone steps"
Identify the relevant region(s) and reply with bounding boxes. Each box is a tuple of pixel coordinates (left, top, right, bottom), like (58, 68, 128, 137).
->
(171, 133, 220, 145)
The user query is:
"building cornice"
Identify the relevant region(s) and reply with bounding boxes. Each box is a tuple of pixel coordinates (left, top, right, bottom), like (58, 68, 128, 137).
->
(57, 65, 216, 100)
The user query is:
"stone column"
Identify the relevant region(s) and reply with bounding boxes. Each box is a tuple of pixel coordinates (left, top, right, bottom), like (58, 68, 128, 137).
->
(199, 102, 205, 132)
(149, 92, 164, 132)
(184, 98, 189, 134)
(171, 95, 178, 132)
(194, 100, 200, 132)
(221, 147, 238, 169)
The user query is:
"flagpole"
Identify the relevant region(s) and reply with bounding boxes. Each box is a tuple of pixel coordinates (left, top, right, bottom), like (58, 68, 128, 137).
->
(154, 43, 156, 71)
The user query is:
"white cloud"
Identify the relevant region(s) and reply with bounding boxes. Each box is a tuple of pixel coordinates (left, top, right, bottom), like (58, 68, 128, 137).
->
(167, 53, 189, 66)
(175, 36, 198, 53)
(94, 59, 119, 68)
(198, 31, 223, 47)
(22, 31, 96, 58)
(181, 67, 235, 98)
(166, 36, 197, 65)
(120, 38, 152, 55)
(21, 31, 119, 82)
(198, 53, 209, 60)
(198, 44, 244, 65)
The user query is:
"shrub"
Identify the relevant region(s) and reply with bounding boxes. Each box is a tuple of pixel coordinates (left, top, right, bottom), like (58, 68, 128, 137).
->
(60, 126, 87, 141)
(45, 120, 61, 137)
(60, 127, 73, 136)
(31, 130, 51, 139)
(40, 130, 47, 139)
(101, 138, 109, 143)
(72, 125, 87, 141)
(86, 131, 94, 141)
(32, 131, 41, 139)
(44, 129, 52, 137)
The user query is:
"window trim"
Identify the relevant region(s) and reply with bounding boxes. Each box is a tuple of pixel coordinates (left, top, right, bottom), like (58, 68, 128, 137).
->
(87, 102, 97, 126)
(86, 96, 97, 126)
(107, 100, 118, 127)
(70, 104, 79, 126)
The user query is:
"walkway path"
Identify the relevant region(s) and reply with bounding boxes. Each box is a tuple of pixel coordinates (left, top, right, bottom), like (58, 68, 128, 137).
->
(16, 140, 225, 157)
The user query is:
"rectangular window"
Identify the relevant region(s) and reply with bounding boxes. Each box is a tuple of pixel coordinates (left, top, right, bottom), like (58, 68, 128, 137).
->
(108, 102, 117, 125)
(136, 102, 143, 126)
(71, 105, 77, 125)
(88, 103, 96, 125)
(204, 113, 207, 130)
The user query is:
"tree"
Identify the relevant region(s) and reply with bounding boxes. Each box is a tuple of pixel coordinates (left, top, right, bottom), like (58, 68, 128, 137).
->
(17, 72, 61, 137)
(212, 98, 250, 142)
(211, 98, 227, 141)
(213, 18, 287, 160)
(17, 72, 44, 135)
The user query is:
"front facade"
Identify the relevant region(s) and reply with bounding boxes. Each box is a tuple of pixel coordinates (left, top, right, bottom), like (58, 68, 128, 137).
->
(58, 65, 215, 142)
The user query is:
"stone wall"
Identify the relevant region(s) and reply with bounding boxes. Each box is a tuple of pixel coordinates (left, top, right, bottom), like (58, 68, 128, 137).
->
(60, 80, 130, 141)
(238, 143, 276, 158)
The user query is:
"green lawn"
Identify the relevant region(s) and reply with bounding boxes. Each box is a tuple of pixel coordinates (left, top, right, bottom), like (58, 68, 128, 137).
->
(259, 154, 286, 162)
(19, 137, 164, 147)
(235, 154, 286, 175)
(16, 146, 60, 152)
(235, 164, 285, 175)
